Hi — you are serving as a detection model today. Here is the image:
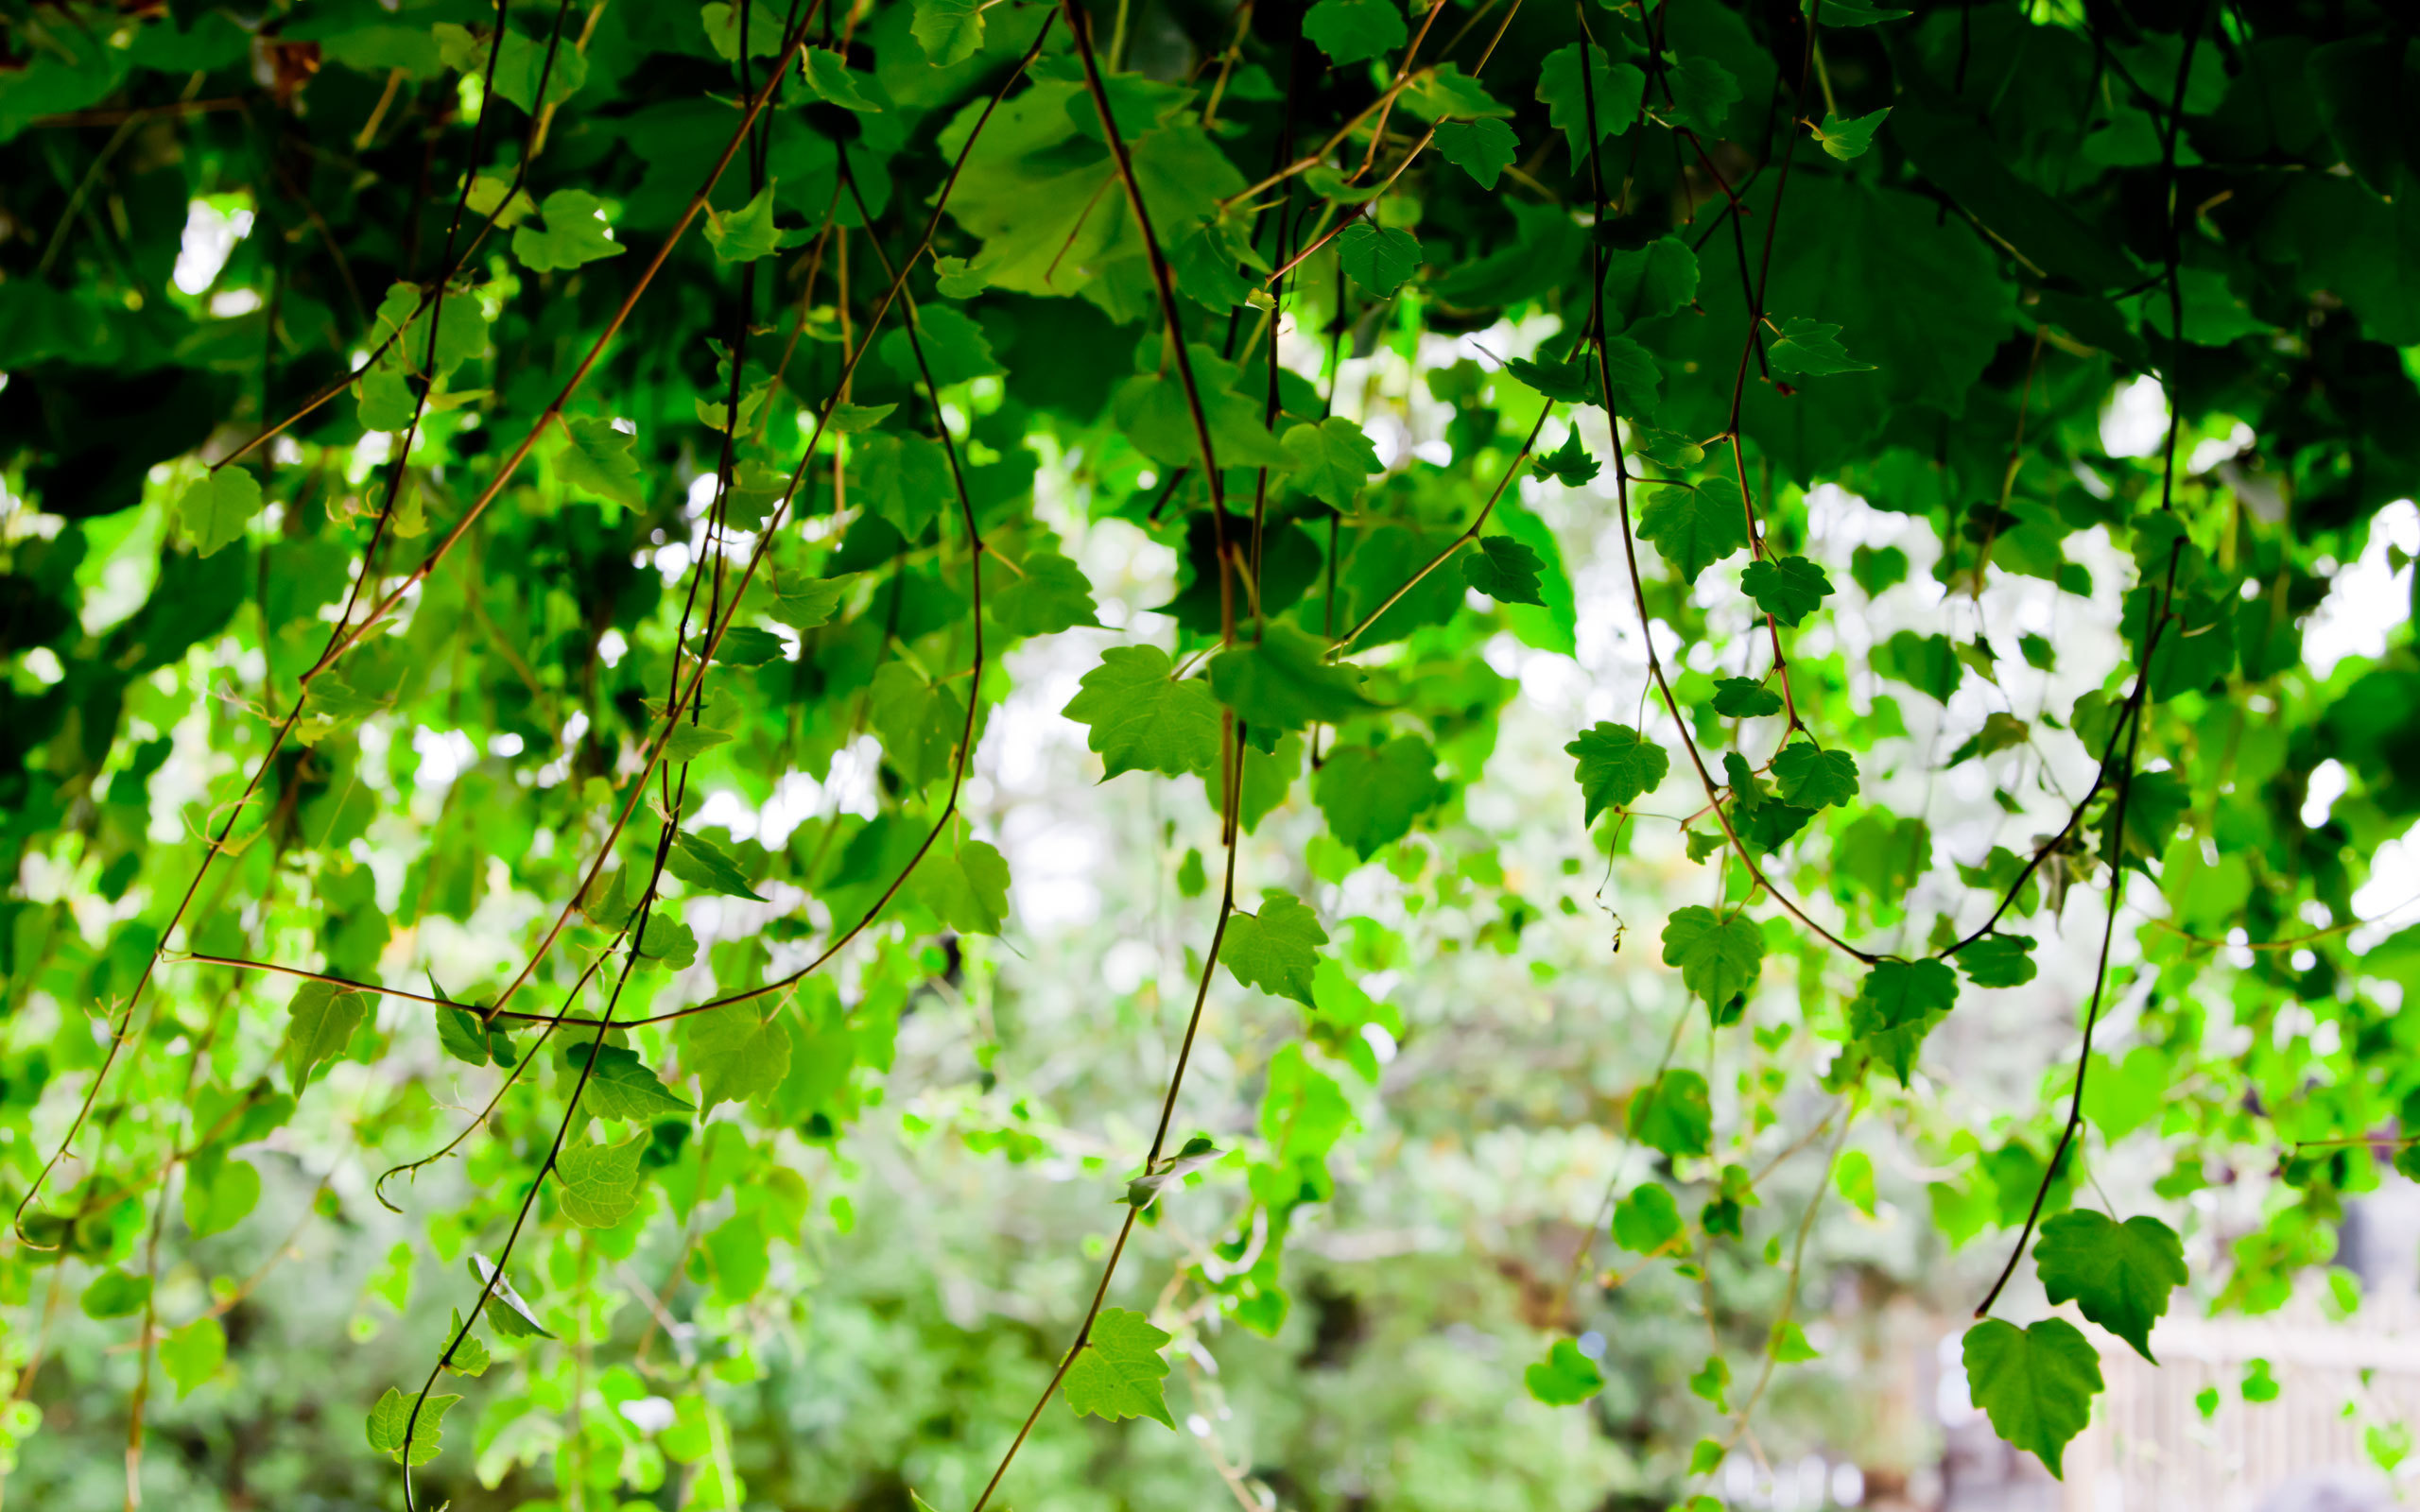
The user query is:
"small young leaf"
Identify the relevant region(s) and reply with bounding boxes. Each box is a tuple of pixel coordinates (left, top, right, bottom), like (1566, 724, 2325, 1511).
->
(557, 416, 645, 507)
(1811, 106, 1891, 160)
(1063, 1308, 1175, 1427)
(80, 1268, 152, 1320)
(1124, 1135, 1224, 1209)
(666, 830, 767, 902)
(511, 189, 627, 272)
(1712, 678, 1784, 718)
(1957, 933, 2038, 988)
(802, 49, 879, 110)
(704, 181, 781, 263)
(1532, 429, 1600, 488)
(161, 1315, 227, 1397)
(1525, 1339, 1605, 1405)
(1612, 1182, 1685, 1255)
(1768, 317, 1875, 376)
(1628, 1069, 1713, 1158)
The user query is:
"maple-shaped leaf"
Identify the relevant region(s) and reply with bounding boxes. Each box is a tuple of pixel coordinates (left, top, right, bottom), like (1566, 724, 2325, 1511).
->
(666, 830, 765, 901)
(1302, 0, 1407, 64)
(1565, 722, 1670, 824)
(1771, 741, 1859, 809)
(1741, 555, 1835, 626)
(910, 0, 983, 64)
(1536, 43, 1646, 163)
(1962, 1318, 2101, 1478)
(1219, 889, 1328, 1006)
(365, 1386, 460, 1467)
(1846, 958, 1958, 1085)
(1601, 237, 1699, 329)
(1811, 105, 1891, 160)
(556, 416, 645, 508)
(1063, 1308, 1174, 1427)
(1660, 905, 1765, 1008)
(1063, 645, 1222, 780)
(1463, 535, 1547, 604)
(562, 1042, 695, 1122)
(1637, 477, 1750, 583)
(1532, 429, 1599, 488)
(2032, 1211, 2187, 1363)
(1712, 677, 1784, 718)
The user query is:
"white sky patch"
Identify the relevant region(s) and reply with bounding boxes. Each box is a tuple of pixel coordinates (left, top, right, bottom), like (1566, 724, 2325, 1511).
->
(2303, 497, 2418, 680)
(2100, 375, 2169, 458)
(173, 199, 253, 296)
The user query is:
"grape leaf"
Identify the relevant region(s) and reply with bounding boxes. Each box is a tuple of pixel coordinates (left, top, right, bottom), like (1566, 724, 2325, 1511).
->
(1565, 722, 1670, 824)
(1612, 1182, 1685, 1255)
(553, 1135, 647, 1228)
(1767, 316, 1875, 376)
(511, 189, 627, 272)
(1313, 737, 1447, 858)
(1064, 645, 1222, 780)
(1463, 535, 1547, 604)
(1337, 221, 1421, 296)
(2033, 1210, 2188, 1363)
(1740, 555, 1834, 626)
(1525, 1339, 1605, 1405)
(1660, 905, 1765, 1007)
(564, 1042, 696, 1122)
(1302, 0, 1407, 65)
(177, 468, 262, 558)
(666, 830, 765, 901)
(161, 1315, 226, 1398)
(1958, 934, 2038, 988)
(911, 0, 984, 65)
(1962, 1318, 2102, 1478)
(1771, 741, 1859, 809)
(1283, 416, 1383, 507)
(682, 1009, 792, 1109)
(1219, 889, 1328, 1006)
(1628, 1069, 1712, 1158)
(1432, 117, 1518, 189)
(365, 1386, 459, 1466)
(1207, 622, 1373, 733)
(1712, 678, 1784, 718)
(283, 980, 368, 1092)
(1637, 477, 1750, 583)
(1811, 106, 1891, 161)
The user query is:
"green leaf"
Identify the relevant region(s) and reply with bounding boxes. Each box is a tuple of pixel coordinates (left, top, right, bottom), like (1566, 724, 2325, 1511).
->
(1767, 316, 1875, 376)
(1628, 1069, 1712, 1158)
(1219, 890, 1328, 1006)
(1532, 430, 1599, 488)
(1600, 238, 1700, 330)
(701, 1, 783, 60)
(1658, 56, 1740, 138)
(1845, 958, 1958, 1085)
(1313, 737, 1447, 859)
(1396, 64, 1512, 121)
(80, 1268, 151, 1320)
(1771, 742, 1859, 809)
(1809, 0, 1911, 26)
(1124, 1134, 1225, 1209)
(1462, 535, 1547, 605)
(1063, 1308, 1175, 1428)
(564, 1042, 696, 1122)
(441, 1311, 491, 1377)
(470, 1255, 554, 1340)
(556, 416, 645, 507)
(1637, 478, 1750, 584)
(1302, 0, 1406, 66)
(910, 0, 984, 65)
(683, 1008, 792, 1109)
(1524, 1340, 1604, 1405)
(2033, 1211, 2188, 1363)
(803, 49, 879, 111)
(666, 830, 766, 902)
(283, 980, 368, 1092)
(1688, 1354, 1731, 1411)
(1770, 1320, 1821, 1362)
(182, 1149, 260, 1237)
(177, 469, 262, 558)
(1660, 905, 1765, 1008)
(769, 573, 854, 630)
(636, 912, 699, 969)
(365, 1386, 460, 1466)
(1811, 106, 1890, 161)
(884, 307, 1005, 392)
(1612, 1182, 1685, 1255)
(161, 1315, 226, 1398)
(1565, 722, 1670, 824)
(1740, 555, 1834, 626)
(1336, 221, 1420, 296)
(826, 401, 897, 435)
(1957, 934, 2038, 988)
(1712, 678, 1783, 718)
(1283, 417, 1384, 507)
(1207, 622, 1373, 734)
(990, 548, 1100, 640)
(1961, 1318, 2101, 1478)
(704, 181, 781, 264)
(1432, 117, 1518, 190)
(554, 1135, 647, 1228)
(511, 189, 627, 273)
(909, 838, 1012, 935)
(1064, 645, 1222, 781)
(1834, 1149, 1877, 1217)
(1537, 43, 1646, 163)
